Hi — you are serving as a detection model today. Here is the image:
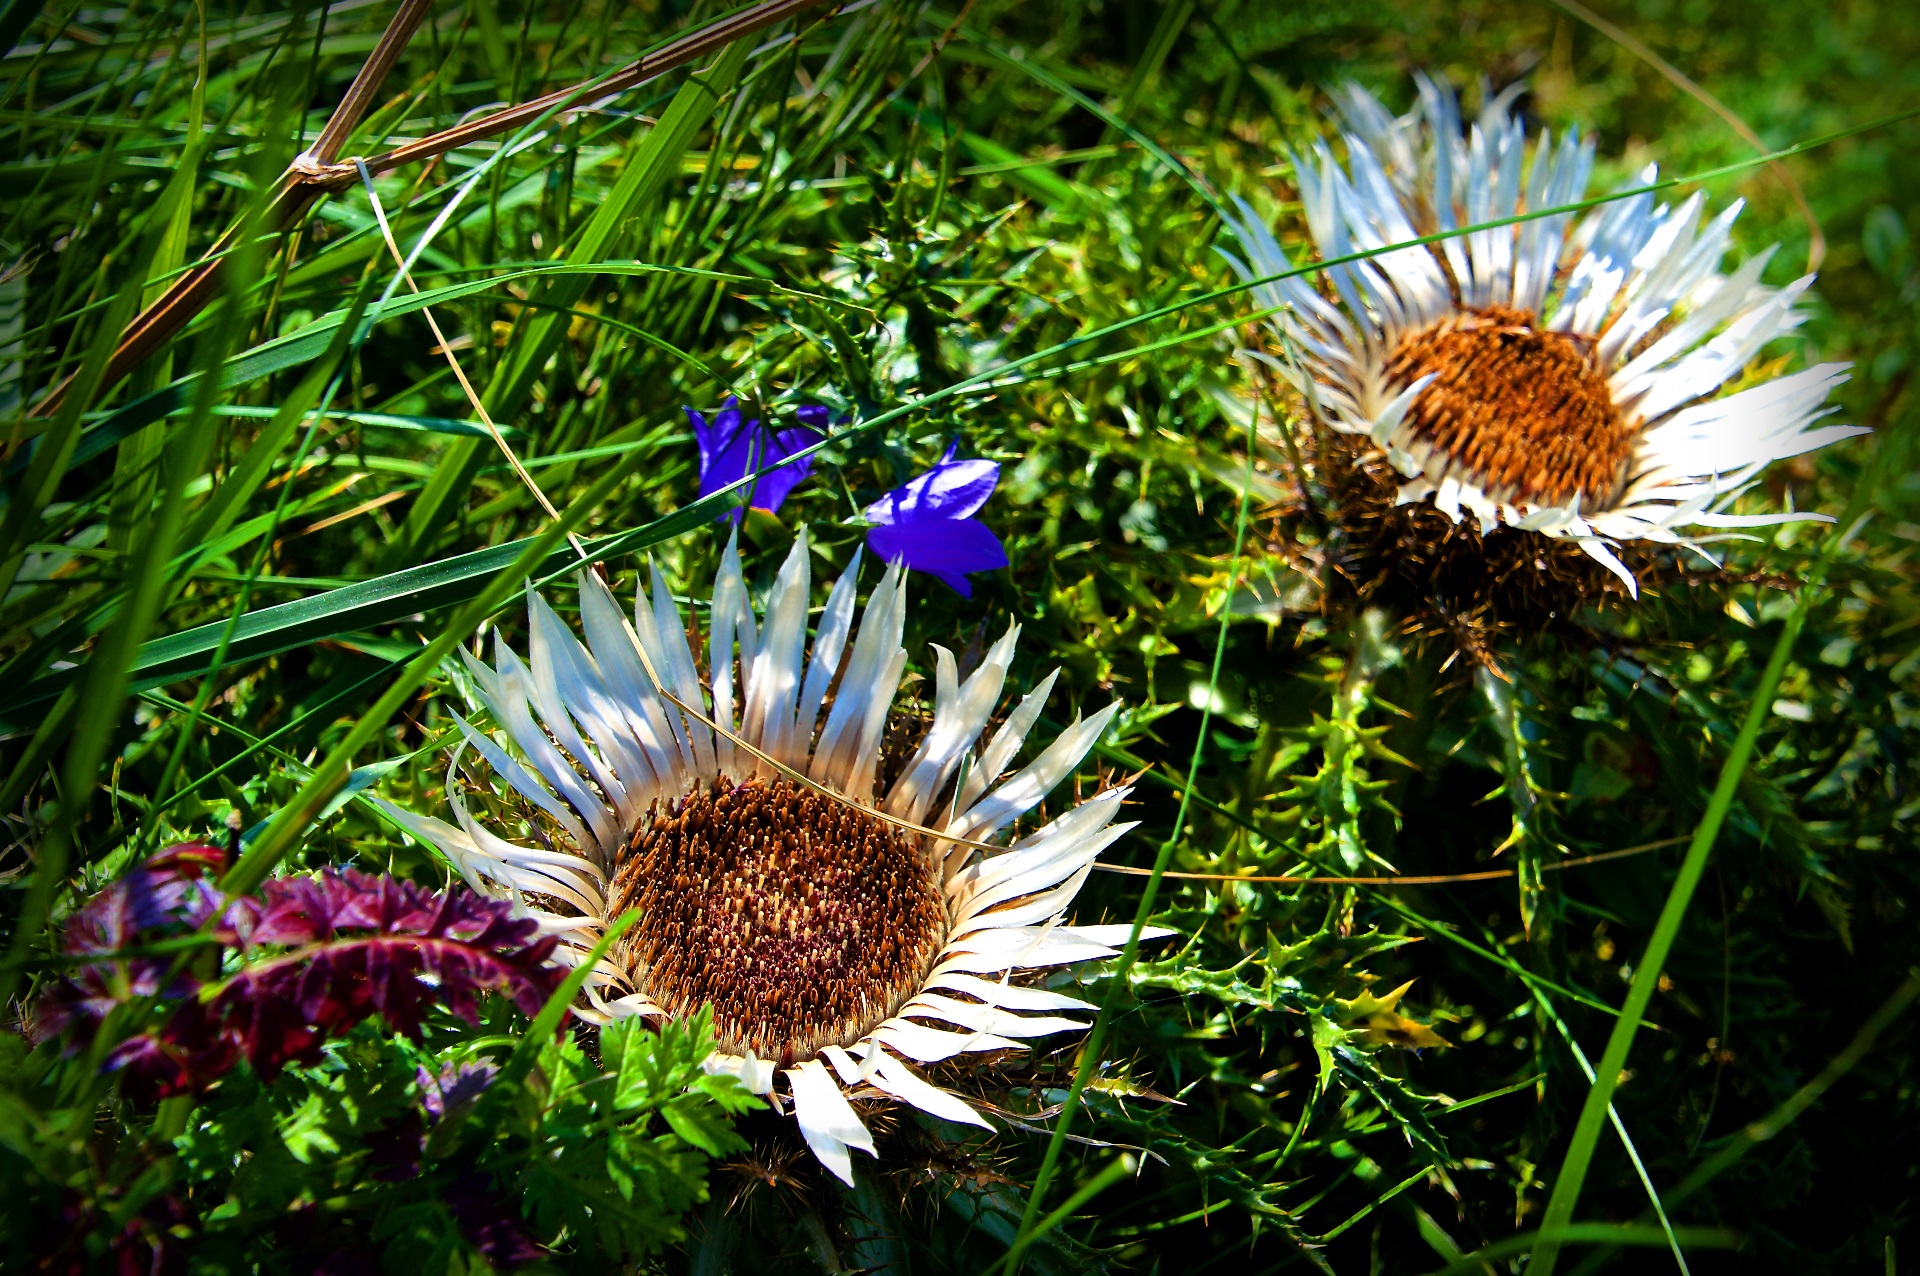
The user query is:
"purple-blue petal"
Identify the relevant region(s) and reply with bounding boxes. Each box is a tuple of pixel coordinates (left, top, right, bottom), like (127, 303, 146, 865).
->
(863, 457, 1000, 526)
(866, 516, 1007, 597)
(747, 423, 825, 515)
(686, 397, 744, 485)
(692, 400, 755, 497)
(694, 412, 762, 518)
(683, 407, 711, 471)
(688, 401, 825, 523)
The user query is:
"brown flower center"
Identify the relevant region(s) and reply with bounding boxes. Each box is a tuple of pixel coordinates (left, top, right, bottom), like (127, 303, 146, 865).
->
(609, 777, 946, 1067)
(1382, 305, 1631, 508)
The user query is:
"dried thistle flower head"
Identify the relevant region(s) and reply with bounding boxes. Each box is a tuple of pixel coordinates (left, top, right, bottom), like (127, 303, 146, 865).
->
(1225, 73, 1865, 627)
(379, 529, 1169, 1185)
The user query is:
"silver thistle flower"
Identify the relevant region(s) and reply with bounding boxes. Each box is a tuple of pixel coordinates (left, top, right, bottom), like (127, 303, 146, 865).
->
(378, 531, 1164, 1184)
(1224, 75, 1865, 594)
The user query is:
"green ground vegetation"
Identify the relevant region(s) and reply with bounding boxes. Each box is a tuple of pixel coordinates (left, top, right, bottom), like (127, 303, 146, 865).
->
(1, 0, 1916, 1271)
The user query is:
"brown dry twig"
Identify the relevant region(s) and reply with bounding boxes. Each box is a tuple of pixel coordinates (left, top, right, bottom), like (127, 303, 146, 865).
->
(1094, 834, 1687, 886)
(33, 0, 834, 418)
(32, 0, 435, 417)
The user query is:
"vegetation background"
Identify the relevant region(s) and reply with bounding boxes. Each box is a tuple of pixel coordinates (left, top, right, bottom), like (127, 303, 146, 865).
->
(1, 0, 1916, 1271)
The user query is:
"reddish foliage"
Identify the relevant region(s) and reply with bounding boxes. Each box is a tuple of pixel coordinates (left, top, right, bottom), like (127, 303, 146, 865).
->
(37, 844, 242, 1093)
(37, 1189, 191, 1276)
(443, 1172, 548, 1267)
(39, 849, 562, 1099)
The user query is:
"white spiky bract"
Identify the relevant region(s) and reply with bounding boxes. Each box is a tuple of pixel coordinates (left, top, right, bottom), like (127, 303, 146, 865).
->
(376, 530, 1161, 1185)
(1222, 74, 1865, 595)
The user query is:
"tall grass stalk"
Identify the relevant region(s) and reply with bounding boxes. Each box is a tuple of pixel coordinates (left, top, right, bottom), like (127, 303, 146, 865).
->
(1529, 469, 1882, 1272)
(1004, 372, 1262, 1274)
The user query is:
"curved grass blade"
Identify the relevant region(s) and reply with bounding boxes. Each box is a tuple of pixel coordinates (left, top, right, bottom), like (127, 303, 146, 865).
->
(13, 260, 858, 487)
(0, 198, 264, 1003)
(1526, 485, 1885, 1276)
(7, 113, 1906, 730)
(0, 530, 611, 721)
(1435, 1226, 1739, 1276)
(221, 415, 655, 894)
(384, 35, 754, 565)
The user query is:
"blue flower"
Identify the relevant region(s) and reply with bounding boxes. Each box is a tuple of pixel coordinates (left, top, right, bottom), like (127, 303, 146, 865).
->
(417, 1058, 499, 1124)
(685, 397, 828, 523)
(862, 442, 1009, 597)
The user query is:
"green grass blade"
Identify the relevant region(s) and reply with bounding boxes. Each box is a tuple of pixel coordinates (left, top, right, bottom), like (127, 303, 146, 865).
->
(0, 260, 143, 589)
(1566, 969, 1920, 1276)
(220, 417, 653, 894)
(1438, 1226, 1740, 1276)
(1529, 388, 1890, 1276)
(28, 261, 852, 481)
(1668, 969, 1920, 1203)
(40, 107, 1903, 508)
(384, 34, 752, 563)
(495, 908, 639, 1090)
(1524, 589, 1814, 1276)
(1004, 370, 1261, 1274)
(995, 1154, 1135, 1275)
(0, 216, 258, 1004)
(180, 273, 381, 552)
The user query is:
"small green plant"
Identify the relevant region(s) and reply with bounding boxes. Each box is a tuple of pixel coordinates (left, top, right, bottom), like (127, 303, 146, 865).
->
(3, 843, 756, 1271)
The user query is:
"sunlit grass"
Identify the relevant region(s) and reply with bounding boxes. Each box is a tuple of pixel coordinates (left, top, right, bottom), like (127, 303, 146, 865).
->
(1, 0, 1916, 1271)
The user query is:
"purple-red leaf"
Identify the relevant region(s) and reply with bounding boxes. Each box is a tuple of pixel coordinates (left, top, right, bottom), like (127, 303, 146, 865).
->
(39, 853, 563, 1097)
(444, 1172, 548, 1267)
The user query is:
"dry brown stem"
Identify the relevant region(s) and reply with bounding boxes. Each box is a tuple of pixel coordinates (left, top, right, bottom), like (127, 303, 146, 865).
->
(32, 0, 832, 419)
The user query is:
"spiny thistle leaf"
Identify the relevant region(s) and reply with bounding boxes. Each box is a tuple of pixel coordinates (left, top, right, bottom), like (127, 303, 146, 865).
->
(1335, 979, 1451, 1050)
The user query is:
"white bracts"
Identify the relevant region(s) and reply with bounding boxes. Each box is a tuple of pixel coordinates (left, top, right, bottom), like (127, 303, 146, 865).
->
(376, 529, 1171, 1184)
(1221, 73, 1864, 595)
